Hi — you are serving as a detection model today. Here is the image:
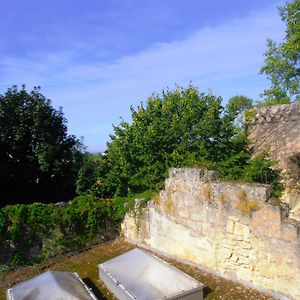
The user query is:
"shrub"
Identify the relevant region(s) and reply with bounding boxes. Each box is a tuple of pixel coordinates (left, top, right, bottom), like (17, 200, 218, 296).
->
(0, 189, 157, 266)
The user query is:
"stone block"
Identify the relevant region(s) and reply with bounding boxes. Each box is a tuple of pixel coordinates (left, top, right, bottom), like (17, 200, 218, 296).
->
(178, 210, 189, 218)
(218, 247, 233, 260)
(233, 222, 250, 239)
(169, 167, 218, 182)
(230, 234, 244, 241)
(280, 221, 299, 241)
(239, 241, 252, 250)
(195, 237, 212, 251)
(234, 223, 245, 237)
(190, 212, 203, 222)
(226, 219, 235, 234)
(236, 248, 250, 258)
(220, 239, 236, 249)
(169, 168, 205, 181)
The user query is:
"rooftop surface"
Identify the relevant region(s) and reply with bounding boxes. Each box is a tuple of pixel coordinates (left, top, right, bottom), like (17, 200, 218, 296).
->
(0, 239, 275, 300)
(99, 248, 204, 299)
(7, 270, 97, 300)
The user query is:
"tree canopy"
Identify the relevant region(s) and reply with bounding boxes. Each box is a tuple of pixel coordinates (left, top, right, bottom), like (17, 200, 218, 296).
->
(0, 86, 84, 206)
(260, 0, 300, 102)
(82, 86, 273, 198)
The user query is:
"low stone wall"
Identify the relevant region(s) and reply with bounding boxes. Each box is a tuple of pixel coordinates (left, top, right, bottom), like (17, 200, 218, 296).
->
(123, 168, 300, 299)
(0, 219, 121, 265)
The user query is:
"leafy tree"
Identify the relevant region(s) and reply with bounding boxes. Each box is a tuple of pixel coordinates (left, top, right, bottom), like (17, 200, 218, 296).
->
(0, 86, 84, 206)
(95, 86, 245, 197)
(260, 0, 300, 102)
(76, 153, 104, 195)
(226, 95, 253, 127)
(226, 95, 253, 115)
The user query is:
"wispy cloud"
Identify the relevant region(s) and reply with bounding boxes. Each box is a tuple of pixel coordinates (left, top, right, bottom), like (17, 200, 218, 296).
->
(0, 2, 285, 151)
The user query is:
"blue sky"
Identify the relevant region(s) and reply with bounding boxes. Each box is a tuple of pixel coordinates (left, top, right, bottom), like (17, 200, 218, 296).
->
(0, 0, 287, 152)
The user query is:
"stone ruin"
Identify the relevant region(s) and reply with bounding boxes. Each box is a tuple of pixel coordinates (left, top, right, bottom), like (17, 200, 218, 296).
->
(123, 168, 300, 299)
(247, 102, 300, 220)
(123, 103, 300, 299)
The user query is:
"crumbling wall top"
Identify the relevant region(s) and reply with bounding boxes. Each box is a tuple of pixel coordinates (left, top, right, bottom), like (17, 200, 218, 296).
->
(247, 102, 300, 125)
(169, 168, 218, 182)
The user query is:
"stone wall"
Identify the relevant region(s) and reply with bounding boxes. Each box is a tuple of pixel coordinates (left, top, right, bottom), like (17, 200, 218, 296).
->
(123, 168, 300, 300)
(0, 219, 121, 265)
(247, 103, 300, 213)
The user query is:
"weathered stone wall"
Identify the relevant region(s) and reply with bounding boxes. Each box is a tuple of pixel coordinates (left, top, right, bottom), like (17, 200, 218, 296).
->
(123, 168, 300, 300)
(247, 103, 300, 212)
(0, 219, 121, 265)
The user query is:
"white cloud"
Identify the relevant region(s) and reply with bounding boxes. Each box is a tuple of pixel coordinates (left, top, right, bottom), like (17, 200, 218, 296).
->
(50, 4, 284, 99)
(0, 3, 285, 151)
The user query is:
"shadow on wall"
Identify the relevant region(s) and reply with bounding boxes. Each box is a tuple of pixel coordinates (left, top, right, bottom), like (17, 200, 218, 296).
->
(289, 153, 300, 181)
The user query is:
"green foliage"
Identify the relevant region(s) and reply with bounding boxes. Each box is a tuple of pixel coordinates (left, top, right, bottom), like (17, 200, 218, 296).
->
(217, 151, 250, 181)
(244, 108, 257, 123)
(78, 85, 281, 200)
(243, 152, 284, 197)
(226, 95, 253, 115)
(226, 95, 253, 129)
(243, 152, 275, 183)
(218, 151, 283, 197)
(0, 86, 84, 205)
(1, 203, 56, 264)
(0, 188, 158, 265)
(76, 153, 103, 195)
(0, 193, 139, 265)
(260, 0, 300, 102)
(257, 97, 291, 107)
(95, 86, 241, 197)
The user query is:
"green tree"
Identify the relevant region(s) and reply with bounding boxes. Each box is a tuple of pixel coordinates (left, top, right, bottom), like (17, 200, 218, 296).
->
(96, 86, 243, 197)
(260, 0, 300, 102)
(226, 95, 253, 115)
(0, 86, 84, 206)
(226, 95, 253, 127)
(76, 153, 104, 195)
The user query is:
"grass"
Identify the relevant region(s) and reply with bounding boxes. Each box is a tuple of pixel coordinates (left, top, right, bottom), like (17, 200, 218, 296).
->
(0, 239, 134, 300)
(0, 239, 276, 300)
(202, 184, 212, 202)
(152, 192, 160, 204)
(165, 197, 175, 215)
(237, 190, 261, 216)
(218, 193, 228, 205)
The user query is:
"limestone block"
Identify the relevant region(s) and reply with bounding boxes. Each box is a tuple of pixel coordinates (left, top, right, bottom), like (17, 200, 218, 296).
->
(236, 248, 250, 258)
(236, 268, 253, 282)
(239, 241, 252, 250)
(220, 239, 236, 249)
(218, 247, 233, 260)
(250, 205, 281, 238)
(178, 210, 189, 218)
(195, 237, 213, 252)
(289, 201, 300, 221)
(230, 234, 244, 242)
(189, 211, 203, 222)
(243, 225, 250, 240)
(229, 254, 239, 263)
(280, 221, 299, 241)
(233, 222, 250, 240)
(169, 167, 218, 182)
(233, 222, 244, 236)
(226, 219, 235, 234)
